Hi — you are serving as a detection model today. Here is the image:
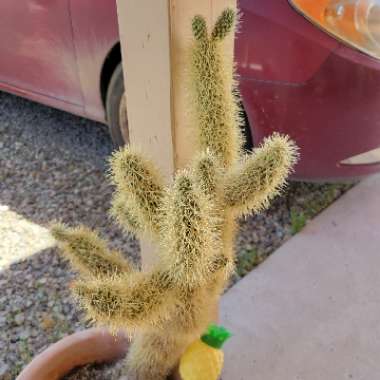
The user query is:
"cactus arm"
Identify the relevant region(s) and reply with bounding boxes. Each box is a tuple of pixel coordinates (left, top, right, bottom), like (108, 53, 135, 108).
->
(51, 224, 133, 277)
(189, 12, 242, 167)
(110, 192, 142, 236)
(222, 134, 299, 216)
(109, 147, 165, 235)
(73, 270, 175, 330)
(193, 150, 220, 198)
(211, 8, 236, 41)
(192, 15, 208, 41)
(160, 172, 221, 288)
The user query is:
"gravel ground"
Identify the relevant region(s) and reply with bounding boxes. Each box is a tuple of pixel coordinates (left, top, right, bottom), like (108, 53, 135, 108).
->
(0, 91, 353, 380)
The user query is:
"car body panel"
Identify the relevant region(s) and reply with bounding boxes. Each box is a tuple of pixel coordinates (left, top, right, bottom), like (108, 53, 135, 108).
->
(0, 0, 83, 106)
(241, 44, 380, 180)
(1, 0, 380, 180)
(238, 0, 380, 180)
(0, 80, 84, 118)
(236, 0, 339, 83)
(69, 0, 119, 122)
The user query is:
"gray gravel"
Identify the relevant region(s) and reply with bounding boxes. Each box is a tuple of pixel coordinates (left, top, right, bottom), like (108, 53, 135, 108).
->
(0, 91, 353, 380)
(0, 92, 138, 379)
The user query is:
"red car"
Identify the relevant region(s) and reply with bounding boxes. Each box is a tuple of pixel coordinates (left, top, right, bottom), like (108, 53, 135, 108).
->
(1, 0, 380, 180)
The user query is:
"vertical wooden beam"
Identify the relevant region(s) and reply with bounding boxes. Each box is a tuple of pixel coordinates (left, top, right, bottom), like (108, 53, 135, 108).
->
(116, 0, 174, 180)
(116, 0, 237, 268)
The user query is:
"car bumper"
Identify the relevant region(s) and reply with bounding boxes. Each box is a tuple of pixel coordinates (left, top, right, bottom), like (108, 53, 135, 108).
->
(241, 45, 380, 181)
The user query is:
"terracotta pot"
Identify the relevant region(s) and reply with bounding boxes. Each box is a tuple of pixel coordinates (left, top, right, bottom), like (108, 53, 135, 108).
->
(16, 328, 129, 380)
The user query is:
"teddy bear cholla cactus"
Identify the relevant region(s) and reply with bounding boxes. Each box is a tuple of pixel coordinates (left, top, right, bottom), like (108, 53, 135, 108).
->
(52, 8, 298, 380)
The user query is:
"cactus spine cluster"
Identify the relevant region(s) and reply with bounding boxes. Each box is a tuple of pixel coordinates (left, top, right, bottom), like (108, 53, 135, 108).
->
(52, 8, 298, 380)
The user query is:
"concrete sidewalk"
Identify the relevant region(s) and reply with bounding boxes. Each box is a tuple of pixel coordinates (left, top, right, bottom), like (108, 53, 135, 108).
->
(221, 175, 380, 380)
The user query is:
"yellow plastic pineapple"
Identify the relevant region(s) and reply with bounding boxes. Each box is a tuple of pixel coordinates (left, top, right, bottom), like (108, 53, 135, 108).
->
(179, 324, 231, 380)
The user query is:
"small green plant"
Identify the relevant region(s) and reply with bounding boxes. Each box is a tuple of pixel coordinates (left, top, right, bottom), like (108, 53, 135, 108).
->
(304, 183, 349, 217)
(287, 182, 353, 236)
(290, 209, 307, 235)
(236, 248, 262, 277)
(52, 9, 298, 380)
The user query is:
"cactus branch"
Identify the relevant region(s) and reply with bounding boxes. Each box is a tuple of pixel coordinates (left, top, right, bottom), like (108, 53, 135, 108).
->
(211, 8, 236, 40)
(223, 134, 299, 216)
(192, 15, 208, 41)
(189, 9, 242, 167)
(109, 147, 165, 235)
(160, 172, 221, 288)
(74, 270, 175, 330)
(110, 192, 142, 236)
(51, 224, 133, 277)
(193, 150, 220, 197)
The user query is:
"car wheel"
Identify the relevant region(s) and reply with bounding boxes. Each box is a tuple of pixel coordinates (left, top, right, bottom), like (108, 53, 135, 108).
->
(240, 106, 253, 152)
(106, 63, 129, 147)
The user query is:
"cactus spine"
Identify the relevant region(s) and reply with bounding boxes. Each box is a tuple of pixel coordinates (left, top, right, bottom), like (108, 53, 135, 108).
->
(52, 8, 298, 380)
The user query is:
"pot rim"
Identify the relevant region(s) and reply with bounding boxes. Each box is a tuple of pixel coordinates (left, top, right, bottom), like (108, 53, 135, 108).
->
(16, 327, 129, 380)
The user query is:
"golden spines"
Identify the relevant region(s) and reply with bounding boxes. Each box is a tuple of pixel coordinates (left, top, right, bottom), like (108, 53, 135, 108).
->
(51, 224, 133, 278)
(73, 269, 175, 331)
(223, 133, 299, 216)
(188, 10, 242, 167)
(109, 146, 164, 235)
(160, 171, 221, 288)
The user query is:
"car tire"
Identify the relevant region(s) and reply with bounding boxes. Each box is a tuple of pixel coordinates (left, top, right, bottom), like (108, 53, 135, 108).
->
(240, 106, 253, 152)
(106, 63, 129, 147)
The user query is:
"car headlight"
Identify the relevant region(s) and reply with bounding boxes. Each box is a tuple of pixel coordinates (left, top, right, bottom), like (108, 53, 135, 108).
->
(289, 0, 380, 59)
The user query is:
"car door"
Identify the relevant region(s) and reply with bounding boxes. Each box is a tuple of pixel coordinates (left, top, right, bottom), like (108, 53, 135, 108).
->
(0, 0, 83, 105)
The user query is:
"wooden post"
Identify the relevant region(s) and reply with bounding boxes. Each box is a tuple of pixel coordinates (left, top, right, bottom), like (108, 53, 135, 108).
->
(116, 0, 237, 268)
